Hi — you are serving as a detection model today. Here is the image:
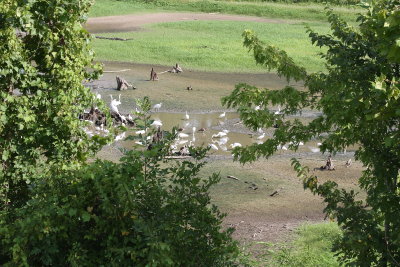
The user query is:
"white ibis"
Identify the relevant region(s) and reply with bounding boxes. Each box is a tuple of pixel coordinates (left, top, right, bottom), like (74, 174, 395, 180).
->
(178, 133, 189, 138)
(212, 132, 227, 138)
(208, 144, 218, 150)
(218, 112, 226, 119)
(151, 120, 163, 127)
(153, 103, 162, 112)
(230, 143, 242, 149)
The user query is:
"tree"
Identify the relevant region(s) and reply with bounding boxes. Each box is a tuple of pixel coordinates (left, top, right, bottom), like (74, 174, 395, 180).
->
(0, 1, 107, 210)
(222, 0, 400, 265)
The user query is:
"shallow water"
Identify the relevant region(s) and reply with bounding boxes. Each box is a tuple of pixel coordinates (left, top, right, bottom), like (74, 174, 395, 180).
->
(112, 111, 337, 156)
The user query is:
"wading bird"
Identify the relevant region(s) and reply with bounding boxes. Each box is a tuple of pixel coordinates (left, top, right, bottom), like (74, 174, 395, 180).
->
(153, 103, 162, 112)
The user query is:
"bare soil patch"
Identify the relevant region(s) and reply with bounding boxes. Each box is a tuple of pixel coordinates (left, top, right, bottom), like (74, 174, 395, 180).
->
(86, 12, 295, 33)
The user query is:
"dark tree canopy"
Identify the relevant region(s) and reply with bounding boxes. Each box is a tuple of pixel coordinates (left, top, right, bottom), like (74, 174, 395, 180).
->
(223, 0, 400, 265)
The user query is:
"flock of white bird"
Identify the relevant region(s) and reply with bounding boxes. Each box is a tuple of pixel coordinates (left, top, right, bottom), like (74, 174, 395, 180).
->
(84, 96, 325, 154)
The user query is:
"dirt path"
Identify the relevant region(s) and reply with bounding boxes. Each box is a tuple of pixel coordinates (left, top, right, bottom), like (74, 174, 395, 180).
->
(86, 12, 294, 33)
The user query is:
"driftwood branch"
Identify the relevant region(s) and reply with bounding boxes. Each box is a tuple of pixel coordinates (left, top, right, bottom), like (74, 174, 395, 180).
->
(104, 69, 131, 73)
(94, 36, 133, 41)
(226, 175, 240, 181)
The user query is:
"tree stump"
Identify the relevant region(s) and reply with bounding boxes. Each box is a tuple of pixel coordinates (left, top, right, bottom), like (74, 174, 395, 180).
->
(116, 76, 132, 90)
(170, 63, 183, 73)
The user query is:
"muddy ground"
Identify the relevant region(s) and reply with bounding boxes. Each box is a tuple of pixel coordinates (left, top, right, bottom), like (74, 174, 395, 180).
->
(88, 12, 363, 247)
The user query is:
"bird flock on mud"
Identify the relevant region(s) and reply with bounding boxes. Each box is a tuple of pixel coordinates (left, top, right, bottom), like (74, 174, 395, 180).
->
(82, 93, 329, 156)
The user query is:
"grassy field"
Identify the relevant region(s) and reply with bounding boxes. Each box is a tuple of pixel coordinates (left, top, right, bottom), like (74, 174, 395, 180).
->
(91, 0, 362, 23)
(92, 20, 330, 73)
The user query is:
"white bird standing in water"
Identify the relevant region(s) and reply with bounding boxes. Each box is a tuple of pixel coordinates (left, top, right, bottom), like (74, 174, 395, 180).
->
(257, 132, 265, 140)
(212, 132, 227, 138)
(178, 133, 189, 138)
(208, 143, 218, 151)
(184, 111, 189, 120)
(151, 120, 163, 127)
(230, 143, 242, 149)
(219, 112, 226, 119)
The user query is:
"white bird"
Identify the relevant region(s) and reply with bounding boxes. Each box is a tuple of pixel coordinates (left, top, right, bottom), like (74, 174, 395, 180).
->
(255, 105, 261, 111)
(219, 137, 229, 144)
(115, 132, 126, 141)
(153, 103, 162, 112)
(289, 141, 304, 146)
(309, 146, 320, 153)
(220, 145, 228, 151)
(192, 127, 196, 142)
(151, 120, 163, 127)
(230, 143, 242, 149)
(96, 93, 102, 99)
(212, 132, 227, 138)
(184, 111, 189, 120)
(178, 133, 189, 138)
(257, 133, 265, 140)
(120, 115, 127, 123)
(222, 129, 229, 134)
(277, 145, 288, 150)
(218, 112, 226, 119)
(177, 139, 188, 145)
(128, 114, 133, 121)
(109, 95, 121, 114)
(274, 105, 282, 115)
(136, 130, 145, 135)
(208, 144, 219, 151)
(135, 141, 144, 146)
(317, 142, 322, 147)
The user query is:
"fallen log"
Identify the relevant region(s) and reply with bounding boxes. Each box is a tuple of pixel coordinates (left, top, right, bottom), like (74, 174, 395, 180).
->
(94, 36, 133, 41)
(103, 69, 131, 73)
(270, 190, 279, 197)
(270, 187, 283, 197)
(165, 156, 192, 159)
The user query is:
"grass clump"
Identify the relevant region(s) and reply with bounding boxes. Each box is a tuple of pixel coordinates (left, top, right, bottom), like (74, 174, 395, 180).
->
(90, 0, 362, 23)
(92, 20, 330, 73)
(271, 223, 341, 266)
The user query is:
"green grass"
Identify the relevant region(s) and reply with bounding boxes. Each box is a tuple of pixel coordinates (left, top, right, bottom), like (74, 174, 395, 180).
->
(92, 20, 330, 73)
(272, 223, 341, 266)
(91, 0, 362, 23)
(241, 223, 342, 266)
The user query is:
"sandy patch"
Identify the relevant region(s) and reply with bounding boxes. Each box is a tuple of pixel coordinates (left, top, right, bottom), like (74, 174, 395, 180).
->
(86, 12, 295, 33)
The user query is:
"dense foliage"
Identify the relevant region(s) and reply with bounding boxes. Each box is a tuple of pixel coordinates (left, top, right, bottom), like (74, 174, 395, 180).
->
(0, 0, 106, 210)
(0, 115, 238, 265)
(223, 0, 400, 265)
